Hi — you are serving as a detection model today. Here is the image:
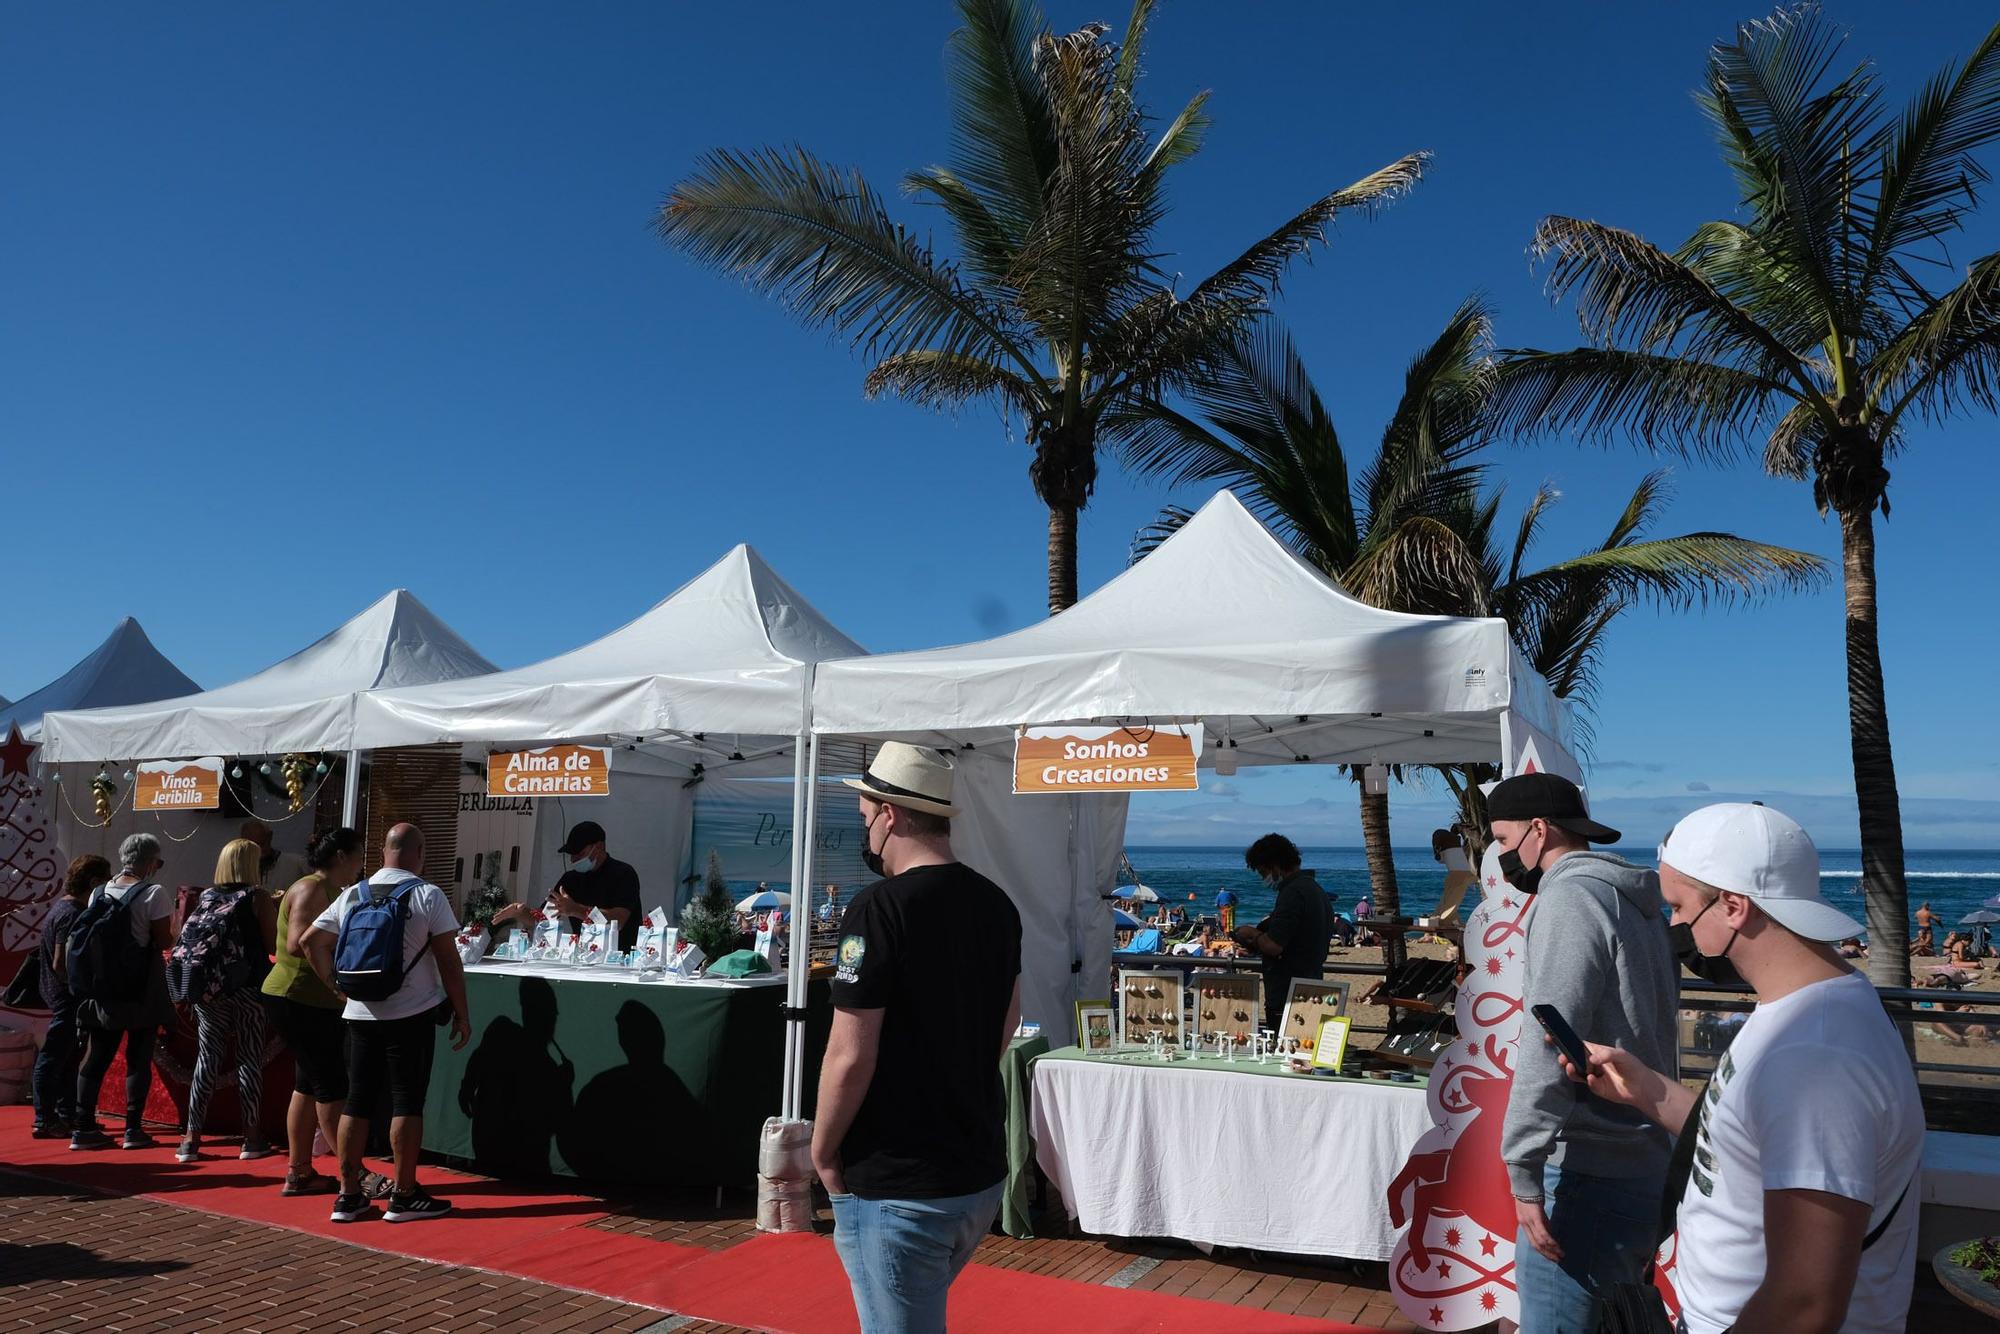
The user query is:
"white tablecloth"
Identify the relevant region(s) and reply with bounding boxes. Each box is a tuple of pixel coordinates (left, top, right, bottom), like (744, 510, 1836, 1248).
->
(1031, 1056, 1430, 1261)
(464, 960, 784, 988)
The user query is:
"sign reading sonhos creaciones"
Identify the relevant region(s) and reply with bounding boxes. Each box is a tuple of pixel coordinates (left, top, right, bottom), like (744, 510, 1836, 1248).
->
(1014, 724, 1202, 795)
(487, 744, 610, 797)
(134, 757, 224, 811)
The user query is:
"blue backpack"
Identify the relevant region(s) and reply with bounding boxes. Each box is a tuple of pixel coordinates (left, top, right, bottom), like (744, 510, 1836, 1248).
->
(333, 880, 424, 1001)
(66, 884, 152, 1002)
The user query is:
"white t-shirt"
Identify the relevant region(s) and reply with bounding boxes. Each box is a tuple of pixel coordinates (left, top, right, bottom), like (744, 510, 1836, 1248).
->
(98, 879, 172, 947)
(1675, 970, 1924, 1334)
(310, 868, 459, 1023)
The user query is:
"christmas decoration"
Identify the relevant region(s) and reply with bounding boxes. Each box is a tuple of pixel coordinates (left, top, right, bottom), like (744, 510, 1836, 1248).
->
(679, 850, 738, 963)
(90, 771, 117, 822)
(0, 724, 64, 990)
(1386, 846, 1533, 1328)
(281, 753, 314, 813)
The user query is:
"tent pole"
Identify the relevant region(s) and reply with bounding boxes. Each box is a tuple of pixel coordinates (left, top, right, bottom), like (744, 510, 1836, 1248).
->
(781, 730, 809, 1121)
(341, 749, 362, 825)
(789, 726, 822, 1121)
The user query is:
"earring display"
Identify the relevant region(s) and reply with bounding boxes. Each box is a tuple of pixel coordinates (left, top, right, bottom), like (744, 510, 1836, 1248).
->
(1279, 978, 1351, 1059)
(1117, 969, 1185, 1051)
(1191, 973, 1263, 1047)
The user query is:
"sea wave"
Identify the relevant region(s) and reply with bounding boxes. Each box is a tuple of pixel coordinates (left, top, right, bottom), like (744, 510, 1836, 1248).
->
(1818, 870, 2000, 880)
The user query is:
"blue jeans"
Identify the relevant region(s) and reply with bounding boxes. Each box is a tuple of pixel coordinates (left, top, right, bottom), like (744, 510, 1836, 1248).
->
(1514, 1162, 1665, 1334)
(831, 1182, 1003, 1333)
(32, 993, 80, 1127)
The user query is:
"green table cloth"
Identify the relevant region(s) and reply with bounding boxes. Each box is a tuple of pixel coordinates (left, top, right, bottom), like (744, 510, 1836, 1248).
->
(425, 966, 830, 1189)
(999, 1034, 1050, 1237)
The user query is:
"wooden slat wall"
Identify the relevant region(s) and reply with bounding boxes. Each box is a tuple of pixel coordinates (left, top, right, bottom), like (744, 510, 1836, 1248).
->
(362, 745, 464, 910)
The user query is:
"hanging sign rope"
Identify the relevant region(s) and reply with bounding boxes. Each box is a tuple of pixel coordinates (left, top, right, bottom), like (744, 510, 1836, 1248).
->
(1013, 723, 1202, 795)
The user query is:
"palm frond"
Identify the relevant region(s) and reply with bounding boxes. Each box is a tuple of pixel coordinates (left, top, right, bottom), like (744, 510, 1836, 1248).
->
(1185, 153, 1429, 309)
(944, 0, 1057, 239)
(1343, 514, 1492, 618)
(1489, 345, 1800, 461)
(1361, 297, 1495, 531)
(1860, 21, 2000, 307)
(863, 350, 1044, 413)
(903, 166, 1024, 296)
(1504, 482, 1561, 592)
(1531, 216, 1813, 392)
(1129, 503, 1192, 564)
(1507, 531, 1826, 610)
(1113, 0, 1153, 98)
(1874, 249, 2000, 434)
(1142, 89, 1212, 177)
(659, 146, 1039, 383)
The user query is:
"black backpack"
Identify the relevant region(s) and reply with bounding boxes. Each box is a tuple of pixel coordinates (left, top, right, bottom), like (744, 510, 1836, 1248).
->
(66, 884, 153, 1002)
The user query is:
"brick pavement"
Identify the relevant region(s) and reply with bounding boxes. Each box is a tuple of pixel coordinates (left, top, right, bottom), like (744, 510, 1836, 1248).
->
(0, 1172, 746, 1334)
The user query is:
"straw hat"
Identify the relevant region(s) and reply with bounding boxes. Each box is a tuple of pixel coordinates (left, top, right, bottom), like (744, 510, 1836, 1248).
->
(842, 742, 959, 818)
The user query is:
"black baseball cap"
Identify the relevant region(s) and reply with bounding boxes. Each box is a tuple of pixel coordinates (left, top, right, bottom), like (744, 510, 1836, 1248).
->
(1486, 773, 1620, 843)
(559, 820, 606, 856)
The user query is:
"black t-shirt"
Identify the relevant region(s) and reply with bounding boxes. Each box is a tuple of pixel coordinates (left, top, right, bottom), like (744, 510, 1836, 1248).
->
(555, 855, 643, 951)
(830, 861, 1022, 1200)
(1259, 870, 1332, 1023)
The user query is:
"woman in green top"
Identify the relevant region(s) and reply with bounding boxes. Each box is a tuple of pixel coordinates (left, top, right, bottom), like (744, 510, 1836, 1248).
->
(260, 827, 362, 1195)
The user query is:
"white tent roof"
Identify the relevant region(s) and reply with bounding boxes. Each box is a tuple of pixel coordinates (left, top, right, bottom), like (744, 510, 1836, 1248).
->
(350, 544, 864, 752)
(1, 619, 201, 741)
(811, 490, 1573, 769)
(40, 590, 497, 761)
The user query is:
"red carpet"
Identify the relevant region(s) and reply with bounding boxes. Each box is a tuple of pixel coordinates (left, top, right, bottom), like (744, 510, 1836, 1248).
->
(0, 1106, 1367, 1331)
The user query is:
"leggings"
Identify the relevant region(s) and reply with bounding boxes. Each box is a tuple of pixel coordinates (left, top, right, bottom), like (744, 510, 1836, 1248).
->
(76, 1025, 158, 1134)
(187, 990, 268, 1140)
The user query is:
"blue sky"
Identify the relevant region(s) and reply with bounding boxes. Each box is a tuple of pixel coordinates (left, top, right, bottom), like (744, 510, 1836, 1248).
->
(4, 2, 1996, 848)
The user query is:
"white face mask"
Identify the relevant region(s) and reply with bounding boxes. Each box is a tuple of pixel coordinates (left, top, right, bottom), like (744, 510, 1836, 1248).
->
(571, 854, 597, 875)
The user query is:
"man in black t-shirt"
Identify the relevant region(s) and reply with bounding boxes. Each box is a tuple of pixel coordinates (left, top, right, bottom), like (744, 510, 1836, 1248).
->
(493, 820, 644, 951)
(1231, 833, 1332, 1030)
(814, 743, 1021, 1333)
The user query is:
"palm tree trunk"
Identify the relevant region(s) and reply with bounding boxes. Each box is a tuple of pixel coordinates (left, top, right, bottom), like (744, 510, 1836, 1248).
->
(1359, 783, 1405, 968)
(1837, 505, 1910, 990)
(1047, 504, 1078, 614)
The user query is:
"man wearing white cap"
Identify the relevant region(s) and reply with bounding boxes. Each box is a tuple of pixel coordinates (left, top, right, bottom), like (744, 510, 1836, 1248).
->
(812, 742, 1023, 1333)
(1558, 803, 1923, 1334)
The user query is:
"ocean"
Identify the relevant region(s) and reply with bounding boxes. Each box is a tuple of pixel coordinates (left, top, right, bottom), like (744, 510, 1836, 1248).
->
(1125, 846, 2000, 939)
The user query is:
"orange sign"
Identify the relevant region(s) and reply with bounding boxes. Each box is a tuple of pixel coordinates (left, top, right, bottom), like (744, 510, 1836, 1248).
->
(487, 744, 611, 797)
(134, 758, 224, 811)
(1014, 724, 1202, 795)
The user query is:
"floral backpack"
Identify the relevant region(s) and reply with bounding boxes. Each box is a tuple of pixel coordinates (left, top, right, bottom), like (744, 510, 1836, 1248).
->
(165, 888, 261, 1005)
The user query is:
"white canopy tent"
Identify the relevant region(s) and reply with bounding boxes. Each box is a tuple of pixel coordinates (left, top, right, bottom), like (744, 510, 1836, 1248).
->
(349, 545, 866, 1120)
(1, 618, 200, 741)
(39, 590, 496, 763)
(789, 490, 1582, 1113)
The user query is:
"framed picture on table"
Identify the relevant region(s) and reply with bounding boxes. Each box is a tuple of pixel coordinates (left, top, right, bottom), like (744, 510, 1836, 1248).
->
(1311, 1016, 1353, 1072)
(1074, 1001, 1116, 1053)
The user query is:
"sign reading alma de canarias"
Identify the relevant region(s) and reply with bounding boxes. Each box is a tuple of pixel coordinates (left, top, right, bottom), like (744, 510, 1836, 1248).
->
(486, 744, 610, 797)
(1013, 724, 1202, 795)
(134, 757, 224, 811)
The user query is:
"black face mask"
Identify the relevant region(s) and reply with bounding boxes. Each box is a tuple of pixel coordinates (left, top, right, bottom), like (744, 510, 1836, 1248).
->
(1670, 898, 1743, 985)
(1497, 847, 1542, 895)
(860, 808, 886, 878)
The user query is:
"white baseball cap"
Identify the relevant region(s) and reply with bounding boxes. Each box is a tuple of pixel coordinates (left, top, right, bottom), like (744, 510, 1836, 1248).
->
(1661, 803, 1861, 942)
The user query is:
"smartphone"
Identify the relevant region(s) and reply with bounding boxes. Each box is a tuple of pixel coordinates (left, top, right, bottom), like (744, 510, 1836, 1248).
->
(1530, 1003, 1592, 1072)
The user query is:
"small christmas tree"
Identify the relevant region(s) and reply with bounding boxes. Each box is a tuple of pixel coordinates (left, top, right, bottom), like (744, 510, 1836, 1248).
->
(461, 849, 510, 929)
(680, 850, 736, 962)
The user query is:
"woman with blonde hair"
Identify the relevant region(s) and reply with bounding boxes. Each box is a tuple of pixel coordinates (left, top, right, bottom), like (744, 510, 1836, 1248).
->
(176, 836, 278, 1162)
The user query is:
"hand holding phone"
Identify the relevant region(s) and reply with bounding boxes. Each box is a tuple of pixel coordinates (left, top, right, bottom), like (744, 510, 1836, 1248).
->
(1530, 1003, 1592, 1073)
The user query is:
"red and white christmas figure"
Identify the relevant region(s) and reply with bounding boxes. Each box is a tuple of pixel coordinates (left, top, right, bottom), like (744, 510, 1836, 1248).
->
(0, 724, 64, 988)
(1386, 846, 1535, 1330)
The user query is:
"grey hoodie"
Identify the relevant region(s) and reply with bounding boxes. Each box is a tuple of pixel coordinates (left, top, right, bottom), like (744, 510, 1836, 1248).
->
(1501, 850, 1679, 1199)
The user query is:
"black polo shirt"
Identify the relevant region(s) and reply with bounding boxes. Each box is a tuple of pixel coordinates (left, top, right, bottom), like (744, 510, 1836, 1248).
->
(1259, 869, 1332, 1026)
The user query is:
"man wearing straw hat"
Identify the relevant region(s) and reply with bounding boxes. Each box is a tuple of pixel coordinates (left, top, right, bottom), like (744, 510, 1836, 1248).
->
(813, 742, 1022, 1333)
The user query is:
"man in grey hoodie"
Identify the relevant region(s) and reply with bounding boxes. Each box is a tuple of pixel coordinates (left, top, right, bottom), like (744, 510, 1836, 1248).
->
(1489, 773, 1677, 1333)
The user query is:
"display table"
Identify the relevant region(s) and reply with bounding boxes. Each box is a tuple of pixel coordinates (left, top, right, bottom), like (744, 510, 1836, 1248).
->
(1030, 1046, 1431, 1261)
(999, 1033, 1050, 1238)
(424, 962, 830, 1188)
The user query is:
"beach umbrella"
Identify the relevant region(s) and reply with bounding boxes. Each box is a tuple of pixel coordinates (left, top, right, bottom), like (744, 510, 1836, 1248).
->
(736, 890, 792, 912)
(1112, 907, 1144, 929)
(1959, 909, 2000, 926)
(1117, 884, 1159, 902)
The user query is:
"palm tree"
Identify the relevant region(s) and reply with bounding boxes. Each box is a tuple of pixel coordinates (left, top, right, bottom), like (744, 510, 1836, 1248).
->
(658, 0, 1425, 613)
(1122, 302, 1824, 963)
(1489, 8, 2000, 986)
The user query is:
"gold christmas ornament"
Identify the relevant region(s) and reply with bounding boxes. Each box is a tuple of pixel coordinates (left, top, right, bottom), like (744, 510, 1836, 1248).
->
(281, 753, 315, 813)
(90, 773, 116, 822)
